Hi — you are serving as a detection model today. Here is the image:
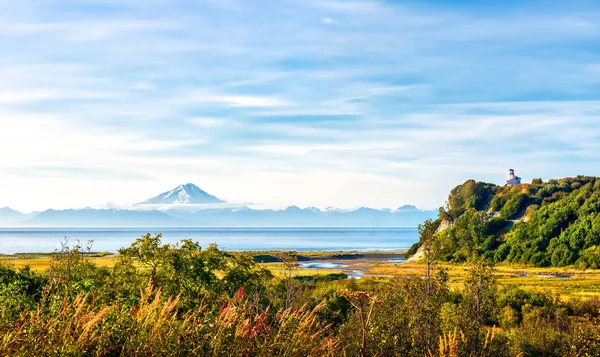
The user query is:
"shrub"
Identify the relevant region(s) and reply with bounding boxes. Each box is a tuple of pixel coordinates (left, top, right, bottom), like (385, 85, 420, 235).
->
(500, 194, 528, 219)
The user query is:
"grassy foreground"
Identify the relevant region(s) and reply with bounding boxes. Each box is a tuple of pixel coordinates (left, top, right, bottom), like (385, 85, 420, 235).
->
(3, 235, 600, 356)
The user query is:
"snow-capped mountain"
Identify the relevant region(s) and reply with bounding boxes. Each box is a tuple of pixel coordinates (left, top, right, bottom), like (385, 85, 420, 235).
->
(136, 184, 225, 205)
(0, 184, 438, 227)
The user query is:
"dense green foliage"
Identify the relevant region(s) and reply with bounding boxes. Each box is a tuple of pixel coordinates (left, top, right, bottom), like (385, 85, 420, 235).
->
(447, 180, 498, 217)
(3, 235, 600, 356)
(409, 176, 600, 267)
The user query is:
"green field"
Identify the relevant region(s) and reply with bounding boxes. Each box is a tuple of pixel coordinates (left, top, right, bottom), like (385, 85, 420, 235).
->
(5, 251, 600, 298)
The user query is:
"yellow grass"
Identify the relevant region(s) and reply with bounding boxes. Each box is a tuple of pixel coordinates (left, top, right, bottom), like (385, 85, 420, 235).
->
(6, 254, 600, 299)
(368, 262, 600, 298)
(1, 256, 343, 278)
(262, 262, 344, 278)
(0, 256, 119, 271)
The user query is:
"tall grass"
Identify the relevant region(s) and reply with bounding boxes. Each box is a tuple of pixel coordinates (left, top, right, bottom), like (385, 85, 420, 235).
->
(430, 328, 499, 357)
(0, 283, 339, 356)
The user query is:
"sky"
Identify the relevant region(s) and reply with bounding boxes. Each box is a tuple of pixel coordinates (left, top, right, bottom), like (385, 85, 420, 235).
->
(1, 0, 600, 213)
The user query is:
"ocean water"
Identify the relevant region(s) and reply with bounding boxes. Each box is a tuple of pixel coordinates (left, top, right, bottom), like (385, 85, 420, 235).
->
(0, 228, 418, 254)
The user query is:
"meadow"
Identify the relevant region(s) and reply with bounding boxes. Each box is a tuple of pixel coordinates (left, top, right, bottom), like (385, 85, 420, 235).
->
(5, 251, 600, 299)
(3, 236, 600, 356)
(7, 250, 600, 299)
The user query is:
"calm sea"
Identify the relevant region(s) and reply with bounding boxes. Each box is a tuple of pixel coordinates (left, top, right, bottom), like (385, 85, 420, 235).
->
(0, 228, 418, 254)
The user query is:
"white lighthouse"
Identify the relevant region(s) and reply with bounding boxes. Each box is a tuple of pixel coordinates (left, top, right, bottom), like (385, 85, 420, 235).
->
(506, 168, 521, 186)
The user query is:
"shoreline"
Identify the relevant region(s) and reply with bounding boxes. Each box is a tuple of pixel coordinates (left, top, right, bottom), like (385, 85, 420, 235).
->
(0, 249, 407, 259)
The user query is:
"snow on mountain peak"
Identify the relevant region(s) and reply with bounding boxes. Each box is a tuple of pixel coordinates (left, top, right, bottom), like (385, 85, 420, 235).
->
(137, 184, 226, 205)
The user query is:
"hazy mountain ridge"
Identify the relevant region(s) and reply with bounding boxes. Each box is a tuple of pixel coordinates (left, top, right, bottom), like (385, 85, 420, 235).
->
(1, 205, 437, 228)
(0, 184, 437, 227)
(162, 205, 437, 227)
(24, 208, 183, 227)
(0, 207, 38, 226)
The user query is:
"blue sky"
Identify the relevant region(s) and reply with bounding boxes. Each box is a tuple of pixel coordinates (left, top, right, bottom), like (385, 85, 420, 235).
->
(1, 0, 600, 212)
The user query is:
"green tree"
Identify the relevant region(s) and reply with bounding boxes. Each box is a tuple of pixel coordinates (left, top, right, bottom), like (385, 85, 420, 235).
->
(119, 233, 169, 281)
(277, 251, 300, 309)
(47, 238, 103, 296)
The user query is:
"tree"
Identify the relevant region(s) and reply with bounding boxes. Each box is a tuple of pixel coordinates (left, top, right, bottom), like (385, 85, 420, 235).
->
(47, 238, 100, 295)
(418, 218, 439, 295)
(500, 193, 528, 219)
(119, 233, 168, 282)
(532, 178, 543, 185)
(460, 257, 498, 354)
(277, 251, 299, 309)
(162, 240, 226, 303)
(344, 291, 377, 357)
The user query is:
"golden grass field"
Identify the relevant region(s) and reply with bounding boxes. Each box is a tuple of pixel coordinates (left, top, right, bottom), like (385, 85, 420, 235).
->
(368, 262, 600, 298)
(0, 255, 118, 271)
(4, 253, 600, 299)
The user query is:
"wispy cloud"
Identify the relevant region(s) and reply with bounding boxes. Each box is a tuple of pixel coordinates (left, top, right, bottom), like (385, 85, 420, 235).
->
(188, 117, 237, 128)
(306, 1, 383, 13)
(1, 0, 600, 212)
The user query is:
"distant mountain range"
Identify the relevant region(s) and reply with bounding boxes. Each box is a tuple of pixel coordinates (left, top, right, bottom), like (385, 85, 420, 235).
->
(0, 207, 38, 226)
(0, 184, 437, 228)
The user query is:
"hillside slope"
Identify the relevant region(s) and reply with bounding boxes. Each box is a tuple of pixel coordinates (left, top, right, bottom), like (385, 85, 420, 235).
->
(408, 176, 600, 268)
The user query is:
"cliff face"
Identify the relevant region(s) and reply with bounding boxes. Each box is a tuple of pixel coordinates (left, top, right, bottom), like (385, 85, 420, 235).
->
(436, 219, 452, 233)
(409, 176, 600, 268)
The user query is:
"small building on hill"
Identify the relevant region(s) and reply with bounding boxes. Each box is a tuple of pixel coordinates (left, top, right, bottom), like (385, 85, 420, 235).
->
(506, 168, 521, 186)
